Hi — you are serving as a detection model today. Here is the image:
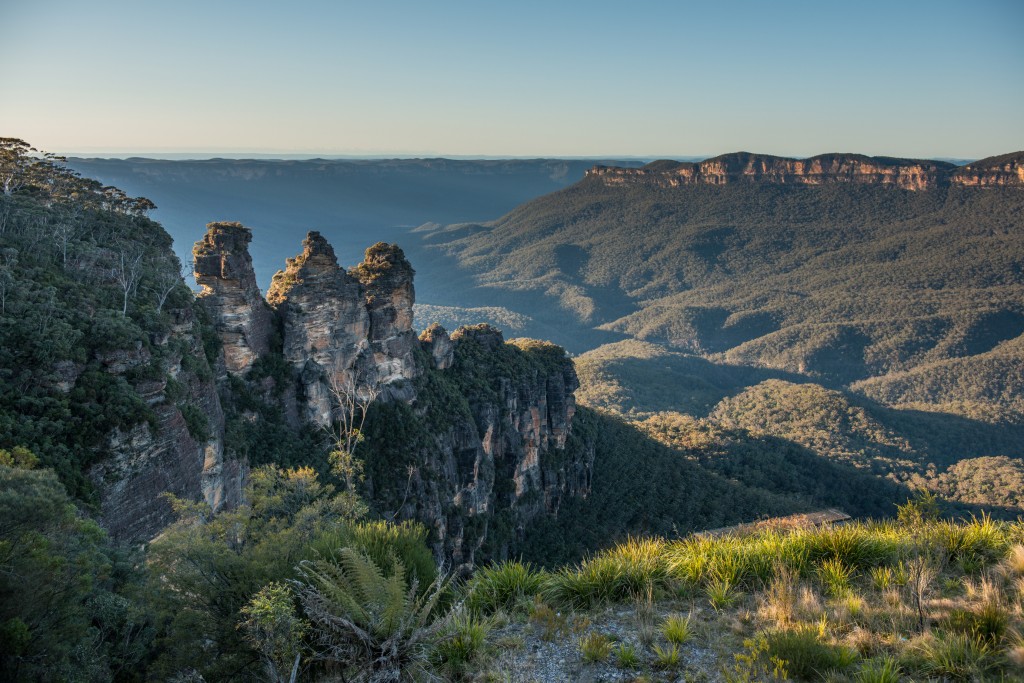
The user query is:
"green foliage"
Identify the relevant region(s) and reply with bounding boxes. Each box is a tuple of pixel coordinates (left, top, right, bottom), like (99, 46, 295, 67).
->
(543, 537, 670, 609)
(913, 632, 1003, 681)
(765, 625, 858, 681)
(146, 466, 364, 680)
(579, 631, 613, 663)
(0, 463, 150, 682)
(178, 402, 209, 442)
(652, 642, 681, 669)
(662, 613, 692, 644)
(0, 143, 215, 505)
(295, 547, 451, 683)
(434, 611, 489, 679)
(239, 582, 307, 683)
(853, 656, 901, 683)
(816, 558, 855, 597)
(897, 489, 941, 527)
(465, 560, 545, 615)
(614, 641, 640, 668)
(706, 574, 740, 611)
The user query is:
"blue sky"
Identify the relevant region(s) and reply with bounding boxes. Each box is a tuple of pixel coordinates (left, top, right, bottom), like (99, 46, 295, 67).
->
(1, 0, 1021, 158)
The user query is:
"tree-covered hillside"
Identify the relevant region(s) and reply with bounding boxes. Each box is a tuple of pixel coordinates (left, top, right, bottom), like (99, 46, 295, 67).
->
(419, 171, 1024, 406)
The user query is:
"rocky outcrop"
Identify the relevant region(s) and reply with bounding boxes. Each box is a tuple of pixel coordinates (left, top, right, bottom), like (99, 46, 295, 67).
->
(267, 232, 372, 424)
(193, 222, 274, 374)
(377, 324, 593, 568)
(951, 152, 1024, 188)
(586, 152, 1024, 190)
(419, 323, 454, 370)
(353, 243, 419, 397)
(193, 226, 592, 567)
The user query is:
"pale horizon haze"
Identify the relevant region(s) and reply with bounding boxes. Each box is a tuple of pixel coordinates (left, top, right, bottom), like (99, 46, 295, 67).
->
(2, 0, 1022, 159)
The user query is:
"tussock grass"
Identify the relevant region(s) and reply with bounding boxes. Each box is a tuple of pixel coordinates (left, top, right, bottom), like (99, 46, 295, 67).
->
(765, 625, 858, 680)
(578, 631, 613, 663)
(464, 518, 1023, 681)
(661, 613, 692, 644)
(465, 560, 544, 615)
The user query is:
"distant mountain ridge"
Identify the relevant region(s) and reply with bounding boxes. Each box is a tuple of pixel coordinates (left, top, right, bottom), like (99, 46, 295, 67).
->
(587, 151, 1024, 190)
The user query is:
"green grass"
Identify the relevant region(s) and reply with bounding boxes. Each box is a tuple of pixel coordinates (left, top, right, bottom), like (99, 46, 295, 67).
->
(816, 557, 855, 597)
(579, 631, 613, 663)
(915, 632, 1003, 681)
(465, 560, 545, 615)
(662, 613, 692, 645)
(765, 625, 858, 681)
(652, 642, 680, 670)
(854, 656, 901, 683)
(614, 642, 640, 668)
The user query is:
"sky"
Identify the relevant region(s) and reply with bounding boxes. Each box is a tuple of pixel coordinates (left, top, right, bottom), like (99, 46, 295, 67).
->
(1, 0, 1022, 159)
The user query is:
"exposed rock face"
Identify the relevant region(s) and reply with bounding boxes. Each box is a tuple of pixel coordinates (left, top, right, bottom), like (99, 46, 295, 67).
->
(419, 323, 454, 370)
(377, 324, 593, 569)
(951, 152, 1024, 187)
(353, 243, 419, 397)
(88, 305, 233, 541)
(267, 232, 372, 424)
(587, 151, 1024, 190)
(193, 222, 274, 374)
(193, 226, 592, 567)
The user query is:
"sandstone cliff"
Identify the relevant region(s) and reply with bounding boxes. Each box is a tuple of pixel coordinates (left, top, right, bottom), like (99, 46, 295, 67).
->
(587, 151, 1024, 190)
(193, 222, 274, 375)
(192, 225, 593, 565)
(368, 324, 593, 569)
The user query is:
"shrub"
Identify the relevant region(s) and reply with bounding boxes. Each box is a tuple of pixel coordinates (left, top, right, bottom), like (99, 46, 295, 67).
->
(465, 561, 544, 615)
(579, 632, 613, 663)
(294, 548, 451, 682)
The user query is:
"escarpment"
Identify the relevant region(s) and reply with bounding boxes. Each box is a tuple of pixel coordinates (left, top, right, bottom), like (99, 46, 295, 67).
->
(193, 224, 593, 566)
(586, 151, 1024, 190)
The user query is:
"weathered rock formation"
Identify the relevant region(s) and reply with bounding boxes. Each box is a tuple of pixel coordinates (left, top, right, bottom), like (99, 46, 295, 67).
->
(193, 224, 593, 565)
(419, 323, 454, 370)
(376, 324, 592, 569)
(587, 151, 1024, 190)
(267, 232, 372, 424)
(353, 243, 420, 396)
(193, 222, 274, 374)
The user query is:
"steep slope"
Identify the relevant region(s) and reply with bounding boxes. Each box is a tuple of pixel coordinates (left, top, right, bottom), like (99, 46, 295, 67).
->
(0, 144, 238, 541)
(419, 152, 1024, 414)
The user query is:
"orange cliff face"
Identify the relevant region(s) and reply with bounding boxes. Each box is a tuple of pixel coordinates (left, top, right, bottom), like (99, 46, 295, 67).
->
(586, 151, 1024, 191)
(951, 152, 1024, 188)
